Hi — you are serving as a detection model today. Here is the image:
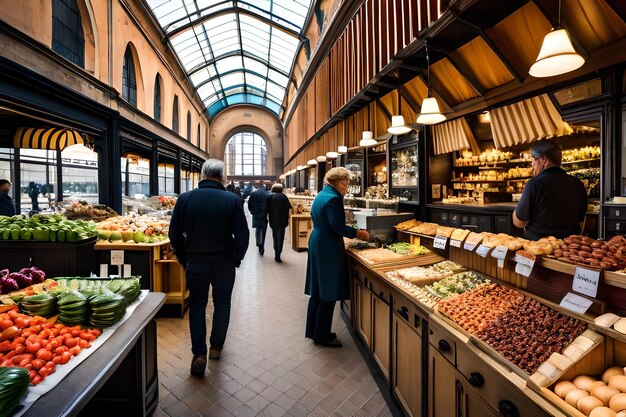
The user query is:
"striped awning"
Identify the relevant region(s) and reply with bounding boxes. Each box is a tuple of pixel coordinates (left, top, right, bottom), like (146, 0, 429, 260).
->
(14, 127, 88, 150)
(489, 94, 573, 149)
(432, 117, 478, 155)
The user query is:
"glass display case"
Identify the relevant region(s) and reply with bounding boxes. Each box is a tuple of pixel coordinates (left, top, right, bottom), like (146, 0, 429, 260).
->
(391, 144, 418, 187)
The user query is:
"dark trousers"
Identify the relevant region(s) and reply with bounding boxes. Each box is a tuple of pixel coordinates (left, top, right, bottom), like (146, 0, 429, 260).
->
(271, 226, 286, 257)
(255, 225, 267, 248)
(305, 296, 336, 343)
(185, 261, 236, 355)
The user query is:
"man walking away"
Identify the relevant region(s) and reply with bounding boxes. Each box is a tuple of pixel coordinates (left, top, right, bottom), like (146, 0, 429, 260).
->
(0, 180, 15, 216)
(169, 159, 249, 377)
(248, 185, 269, 255)
(267, 183, 292, 263)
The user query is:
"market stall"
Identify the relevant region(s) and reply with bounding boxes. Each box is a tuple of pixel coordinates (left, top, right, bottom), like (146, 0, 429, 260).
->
(345, 218, 626, 417)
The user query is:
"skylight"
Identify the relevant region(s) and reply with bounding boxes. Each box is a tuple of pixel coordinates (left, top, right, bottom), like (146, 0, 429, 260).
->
(146, 0, 312, 118)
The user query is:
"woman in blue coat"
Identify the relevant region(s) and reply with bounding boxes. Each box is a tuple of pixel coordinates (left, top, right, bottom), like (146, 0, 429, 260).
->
(305, 167, 370, 347)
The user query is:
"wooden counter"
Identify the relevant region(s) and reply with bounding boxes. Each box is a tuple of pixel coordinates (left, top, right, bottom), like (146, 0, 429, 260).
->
(23, 292, 166, 417)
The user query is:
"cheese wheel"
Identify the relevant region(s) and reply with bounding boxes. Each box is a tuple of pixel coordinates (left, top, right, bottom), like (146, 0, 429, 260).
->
(593, 385, 620, 406)
(578, 396, 605, 415)
(590, 407, 617, 417)
(567, 389, 590, 407)
(604, 368, 625, 384)
(609, 375, 626, 392)
(610, 393, 626, 412)
(555, 380, 578, 399)
(575, 375, 599, 391)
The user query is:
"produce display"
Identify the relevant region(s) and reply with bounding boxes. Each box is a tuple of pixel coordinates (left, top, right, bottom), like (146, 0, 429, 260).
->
(386, 261, 465, 286)
(438, 284, 586, 374)
(0, 306, 101, 385)
(0, 366, 30, 416)
(63, 201, 118, 222)
(95, 215, 169, 243)
(386, 242, 429, 255)
(552, 366, 626, 416)
(0, 267, 46, 294)
(0, 214, 97, 242)
(425, 271, 487, 299)
(386, 275, 441, 308)
(394, 219, 422, 231)
(157, 195, 177, 210)
(555, 235, 626, 270)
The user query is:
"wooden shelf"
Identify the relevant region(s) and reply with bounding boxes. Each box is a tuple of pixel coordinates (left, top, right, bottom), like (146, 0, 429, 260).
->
(506, 177, 532, 181)
(561, 158, 600, 165)
(451, 179, 506, 183)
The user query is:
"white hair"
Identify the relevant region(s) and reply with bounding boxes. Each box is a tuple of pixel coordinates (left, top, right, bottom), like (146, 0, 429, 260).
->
(201, 159, 226, 181)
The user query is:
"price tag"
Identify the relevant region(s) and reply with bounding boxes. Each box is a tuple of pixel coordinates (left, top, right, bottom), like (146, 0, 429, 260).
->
(463, 241, 476, 251)
(449, 239, 462, 248)
(559, 292, 593, 314)
(476, 244, 491, 258)
(491, 245, 509, 260)
(514, 253, 536, 277)
(110, 250, 124, 266)
(572, 267, 601, 298)
(433, 235, 448, 250)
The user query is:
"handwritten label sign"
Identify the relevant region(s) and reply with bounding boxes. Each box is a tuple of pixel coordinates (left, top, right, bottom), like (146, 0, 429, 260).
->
(110, 250, 124, 266)
(514, 253, 536, 277)
(560, 292, 593, 314)
(491, 245, 509, 260)
(449, 239, 462, 248)
(573, 267, 601, 298)
(476, 244, 491, 258)
(433, 235, 448, 250)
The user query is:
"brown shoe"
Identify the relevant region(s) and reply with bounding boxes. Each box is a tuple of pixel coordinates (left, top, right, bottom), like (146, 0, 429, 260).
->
(209, 347, 222, 360)
(315, 337, 342, 348)
(190, 354, 207, 376)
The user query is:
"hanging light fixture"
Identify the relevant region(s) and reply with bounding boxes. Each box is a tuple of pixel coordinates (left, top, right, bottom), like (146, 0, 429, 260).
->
(307, 159, 318, 166)
(316, 155, 327, 163)
(529, 0, 584, 78)
(338, 145, 348, 154)
(360, 104, 378, 147)
(325, 151, 339, 159)
(417, 41, 446, 125)
(388, 76, 413, 135)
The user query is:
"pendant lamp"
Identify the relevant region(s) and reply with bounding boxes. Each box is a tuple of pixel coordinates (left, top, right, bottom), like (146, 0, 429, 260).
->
(388, 77, 413, 135)
(326, 151, 339, 159)
(360, 104, 378, 147)
(338, 145, 348, 154)
(316, 155, 326, 163)
(417, 41, 446, 125)
(360, 105, 377, 147)
(529, 0, 584, 78)
(307, 159, 317, 166)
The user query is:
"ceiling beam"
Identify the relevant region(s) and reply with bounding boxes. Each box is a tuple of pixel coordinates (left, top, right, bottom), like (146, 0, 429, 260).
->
(165, 4, 300, 41)
(376, 99, 393, 121)
(604, 0, 626, 25)
(428, 45, 487, 96)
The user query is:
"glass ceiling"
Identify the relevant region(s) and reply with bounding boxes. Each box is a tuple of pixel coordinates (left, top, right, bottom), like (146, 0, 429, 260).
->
(146, 0, 313, 118)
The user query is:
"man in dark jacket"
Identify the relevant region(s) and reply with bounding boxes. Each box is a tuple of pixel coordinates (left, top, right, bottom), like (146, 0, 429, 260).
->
(248, 185, 269, 255)
(267, 183, 292, 263)
(169, 159, 249, 377)
(0, 180, 16, 216)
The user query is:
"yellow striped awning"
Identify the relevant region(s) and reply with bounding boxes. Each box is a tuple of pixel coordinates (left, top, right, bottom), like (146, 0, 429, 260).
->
(432, 117, 479, 155)
(14, 127, 88, 150)
(489, 94, 573, 149)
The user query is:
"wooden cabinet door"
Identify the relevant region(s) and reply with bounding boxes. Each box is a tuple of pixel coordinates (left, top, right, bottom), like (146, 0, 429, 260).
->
(372, 295, 390, 379)
(356, 281, 372, 347)
(456, 375, 500, 417)
(428, 349, 456, 417)
(393, 312, 422, 417)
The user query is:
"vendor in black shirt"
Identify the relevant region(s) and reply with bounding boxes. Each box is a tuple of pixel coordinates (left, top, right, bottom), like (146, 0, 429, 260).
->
(513, 139, 587, 240)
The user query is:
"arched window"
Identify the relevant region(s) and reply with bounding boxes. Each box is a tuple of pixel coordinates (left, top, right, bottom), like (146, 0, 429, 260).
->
(172, 96, 179, 134)
(225, 132, 267, 176)
(197, 124, 201, 147)
(122, 46, 137, 106)
(52, 0, 85, 68)
(153, 74, 162, 122)
(186, 111, 192, 141)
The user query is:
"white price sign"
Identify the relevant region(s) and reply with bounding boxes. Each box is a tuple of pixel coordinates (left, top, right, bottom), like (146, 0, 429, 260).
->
(491, 245, 509, 260)
(464, 241, 476, 251)
(514, 253, 536, 277)
(476, 244, 491, 258)
(433, 235, 448, 250)
(110, 250, 124, 266)
(560, 292, 593, 314)
(449, 239, 462, 248)
(572, 267, 601, 298)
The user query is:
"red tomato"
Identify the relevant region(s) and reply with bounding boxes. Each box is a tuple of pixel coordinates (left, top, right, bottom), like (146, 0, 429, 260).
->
(31, 359, 45, 370)
(0, 319, 14, 330)
(78, 339, 90, 349)
(59, 351, 71, 364)
(31, 374, 43, 385)
(68, 346, 81, 356)
(36, 348, 53, 362)
(54, 346, 69, 355)
(65, 338, 78, 348)
(26, 342, 41, 353)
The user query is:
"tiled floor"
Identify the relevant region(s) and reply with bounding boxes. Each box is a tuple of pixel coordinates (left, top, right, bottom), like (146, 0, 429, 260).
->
(154, 219, 393, 417)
